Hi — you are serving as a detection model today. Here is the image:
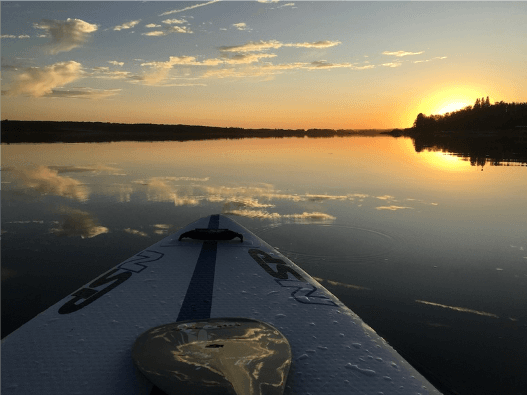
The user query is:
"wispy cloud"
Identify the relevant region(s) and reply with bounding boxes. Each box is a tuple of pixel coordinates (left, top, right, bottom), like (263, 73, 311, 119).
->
(416, 300, 499, 318)
(108, 60, 124, 66)
(382, 50, 424, 57)
(314, 277, 370, 291)
(232, 22, 250, 31)
(285, 40, 341, 49)
(113, 20, 141, 31)
(219, 40, 283, 53)
(414, 56, 447, 64)
(307, 60, 353, 69)
(1, 34, 30, 39)
(135, 54, 280, 84)
(160, 0, 221, 16)
(382, 62, 402, 68)
(145, 23, 161, 28)
(223, 209, 336, 222)
(124, 228, 148, 237)
(3, 61, 82, 97)
(45, 87, 121, 99)
(219, 40, 341, 53)
(91, 67, 132, 80)
(162, 18, 187, 25)
(34, 18, 98, 54)
(221, 53, 277, 64)
(375, 205, 413, 210)
(278, 2, 295, 8)
(142, 25, 192, 36)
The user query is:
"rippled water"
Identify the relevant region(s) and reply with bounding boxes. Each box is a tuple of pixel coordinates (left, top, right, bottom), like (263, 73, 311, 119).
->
(2, 135, 526, 394)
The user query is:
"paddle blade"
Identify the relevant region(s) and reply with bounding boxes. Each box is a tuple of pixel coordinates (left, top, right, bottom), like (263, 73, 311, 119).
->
(132, 318, 292, 395)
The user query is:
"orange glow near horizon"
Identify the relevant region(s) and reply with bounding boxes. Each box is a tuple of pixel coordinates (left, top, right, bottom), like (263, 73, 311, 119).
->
(401, 85, 494, 127)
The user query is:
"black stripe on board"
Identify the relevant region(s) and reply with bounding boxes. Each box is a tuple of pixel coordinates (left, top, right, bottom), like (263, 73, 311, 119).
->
(149, 216, 220, 395)
(175, 215, 220, 322)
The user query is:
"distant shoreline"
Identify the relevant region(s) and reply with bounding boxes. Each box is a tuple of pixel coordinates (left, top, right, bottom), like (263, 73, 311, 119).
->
(0, 120, 388, 144)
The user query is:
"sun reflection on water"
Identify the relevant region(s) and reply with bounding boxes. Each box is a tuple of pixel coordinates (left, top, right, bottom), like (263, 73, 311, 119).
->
(421, 151, 471, 172)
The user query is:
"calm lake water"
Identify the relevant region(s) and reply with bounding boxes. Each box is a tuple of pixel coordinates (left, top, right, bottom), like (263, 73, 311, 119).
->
(2, 135, 526, 394)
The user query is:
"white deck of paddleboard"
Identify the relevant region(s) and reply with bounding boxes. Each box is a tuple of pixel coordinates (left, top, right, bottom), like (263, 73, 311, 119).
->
(1, 215, 441, 394)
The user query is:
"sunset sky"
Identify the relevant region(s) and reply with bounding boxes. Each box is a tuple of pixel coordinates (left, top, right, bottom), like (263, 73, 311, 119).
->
(1, 1, 526, 129)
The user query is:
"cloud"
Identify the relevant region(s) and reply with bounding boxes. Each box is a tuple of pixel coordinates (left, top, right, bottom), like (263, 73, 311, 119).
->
(34, 18, 98, 54)
(416, 300, 499, 318)
(160, 0, 220, 16)
(375, 205, 413, 211)
(50, 208, 108, 239)
(223, 209, 336, 222)
(352, 65, 375, 70)
(219, 40, 284, 53)
(222, 53, 278, 64)
(11, 165, 89, 201)
(278, 2, 295, 8)
(113, 20, 141, 31)
(134, 55, 229, 84)
(2, 61, 84, 97)
(2, 34, 31, 39)
(46, 87, 121, 99)
(162, 18, 187, 24)
(141, 25, 192, 36)
(219, 40, 341, 53)
(108, 60, 124, 66)
(91, 67, 132, 80)
(233, 23, 249, 31)
(382, 50, 424, 57)
(142, 31, 166, 37)
(307, 60, 352, 70)
(305, 194, 349, 202)
(285, 40, 341, 48)
(314, 277, 370, 291)
(145, 23, 162, 28)
(382, 62, 402, 68)
(222, 197, 275, 211)
(143, 178, 200, 206)
(124, 228, 149, 237)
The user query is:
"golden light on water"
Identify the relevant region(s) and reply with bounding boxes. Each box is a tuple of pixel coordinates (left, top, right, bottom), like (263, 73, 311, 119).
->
(423, 151, 471, 172)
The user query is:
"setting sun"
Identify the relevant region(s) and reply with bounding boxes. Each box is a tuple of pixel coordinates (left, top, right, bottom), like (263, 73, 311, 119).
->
(435, 101, 472, 115)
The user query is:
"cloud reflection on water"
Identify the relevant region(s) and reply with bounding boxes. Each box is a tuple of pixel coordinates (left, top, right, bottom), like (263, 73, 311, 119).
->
(11, 165, 89, 201)
(49, 207, 108, 238)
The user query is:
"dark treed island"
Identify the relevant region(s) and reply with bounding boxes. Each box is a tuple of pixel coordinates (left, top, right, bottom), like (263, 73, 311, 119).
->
(385, 98, 527, 166)
(0, 121, 383, 144)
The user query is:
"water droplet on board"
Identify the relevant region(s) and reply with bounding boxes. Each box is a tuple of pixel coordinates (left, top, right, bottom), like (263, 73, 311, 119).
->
(345, 363, 376, 376)
(352, 343, 361, 349)
(299, 354, 309, 360)
(276, 313, 286, 318)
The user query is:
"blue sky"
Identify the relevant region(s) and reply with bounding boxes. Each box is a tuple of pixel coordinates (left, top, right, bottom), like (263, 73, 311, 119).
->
(2, 1, 526, 128)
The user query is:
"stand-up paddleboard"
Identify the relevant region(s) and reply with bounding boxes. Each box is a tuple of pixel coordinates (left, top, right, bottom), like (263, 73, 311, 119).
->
(2, 215, 441, 394)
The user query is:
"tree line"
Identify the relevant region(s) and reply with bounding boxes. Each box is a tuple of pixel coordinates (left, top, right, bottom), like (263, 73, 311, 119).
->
(413, 98, 527, 132)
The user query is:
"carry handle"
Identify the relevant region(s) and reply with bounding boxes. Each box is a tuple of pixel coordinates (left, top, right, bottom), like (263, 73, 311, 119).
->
(178, 228, 243, 242)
